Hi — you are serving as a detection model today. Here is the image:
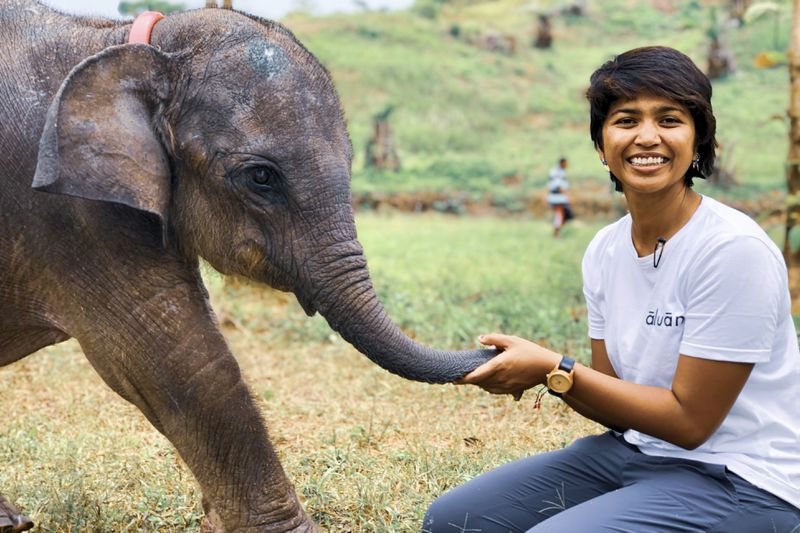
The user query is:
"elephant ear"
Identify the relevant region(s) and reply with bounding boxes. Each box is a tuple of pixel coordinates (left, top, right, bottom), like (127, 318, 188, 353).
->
(33, 44, 173, 245)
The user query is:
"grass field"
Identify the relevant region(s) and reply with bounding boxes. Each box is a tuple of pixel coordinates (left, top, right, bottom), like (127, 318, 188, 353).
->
(283, 0, 792, 197)
(0, 214, 604, 531)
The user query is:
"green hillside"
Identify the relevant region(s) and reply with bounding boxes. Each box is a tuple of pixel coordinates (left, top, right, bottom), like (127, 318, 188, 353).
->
(282, 0, 790, 200)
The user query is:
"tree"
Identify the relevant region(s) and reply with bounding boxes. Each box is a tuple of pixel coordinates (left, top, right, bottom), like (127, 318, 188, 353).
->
(533, 14, 553, 49)
(118, 0, 186, 16)
(365, 106, 400, 172)
(783, 0, 800, 311)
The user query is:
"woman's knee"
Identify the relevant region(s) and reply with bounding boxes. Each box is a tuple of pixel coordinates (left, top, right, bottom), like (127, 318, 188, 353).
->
(421, 490, 473, 533)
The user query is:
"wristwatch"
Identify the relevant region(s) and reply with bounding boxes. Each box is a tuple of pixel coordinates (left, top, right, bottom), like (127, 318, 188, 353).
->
(546, 355, 575, 397)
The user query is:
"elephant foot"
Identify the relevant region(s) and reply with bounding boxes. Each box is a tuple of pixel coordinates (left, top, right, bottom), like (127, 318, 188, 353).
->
(200, 497, 323, 532)
(200, 511, 224, 533)
(0, 495, 33, 533)
(201, 497, 225, 533)
(200, 516, 322, 533)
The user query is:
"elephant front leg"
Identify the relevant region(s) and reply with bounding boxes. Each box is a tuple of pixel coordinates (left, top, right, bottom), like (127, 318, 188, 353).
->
(171, 371, 321, 532)
(78, 323, 320, 532)
(0, 495, 33, 533)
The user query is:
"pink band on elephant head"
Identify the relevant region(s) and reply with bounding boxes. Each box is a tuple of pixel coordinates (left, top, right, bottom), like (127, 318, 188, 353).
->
(128, 11, 165, 45)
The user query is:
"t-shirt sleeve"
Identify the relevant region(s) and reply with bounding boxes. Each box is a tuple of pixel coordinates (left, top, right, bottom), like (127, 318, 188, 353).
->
(680, 236, 786, 363)
(582, 236, 605, 339)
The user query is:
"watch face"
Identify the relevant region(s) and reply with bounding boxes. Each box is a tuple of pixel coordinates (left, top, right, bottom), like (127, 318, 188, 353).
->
(549, 372, 571, 393)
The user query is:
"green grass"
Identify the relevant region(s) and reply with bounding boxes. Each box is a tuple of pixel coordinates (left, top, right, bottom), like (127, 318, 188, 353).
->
(355, 213, 596, 353)
(0, 214, 603, 531)
(283, 0, 791, 197)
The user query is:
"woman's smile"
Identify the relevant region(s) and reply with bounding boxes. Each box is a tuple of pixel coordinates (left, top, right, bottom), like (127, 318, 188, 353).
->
(628, 153, 669, 166)
(627, 152, 671, 172)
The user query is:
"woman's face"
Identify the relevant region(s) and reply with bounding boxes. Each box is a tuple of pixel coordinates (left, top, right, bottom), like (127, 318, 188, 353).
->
(599, 94, 696, 196)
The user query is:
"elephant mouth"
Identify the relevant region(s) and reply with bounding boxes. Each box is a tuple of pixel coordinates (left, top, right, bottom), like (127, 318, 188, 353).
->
(266, 277, 317, 317)
(296, 295, 317, 317)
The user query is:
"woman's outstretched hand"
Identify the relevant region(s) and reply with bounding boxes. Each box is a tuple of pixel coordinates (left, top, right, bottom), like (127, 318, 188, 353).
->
(455, 333, 561, 400)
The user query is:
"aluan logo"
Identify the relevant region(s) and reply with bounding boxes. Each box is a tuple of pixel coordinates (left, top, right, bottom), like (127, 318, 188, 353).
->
(646, 309, 685, 327)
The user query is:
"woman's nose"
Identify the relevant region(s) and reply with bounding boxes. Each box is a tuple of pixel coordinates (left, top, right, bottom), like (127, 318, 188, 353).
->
(635, 121, 661, 146)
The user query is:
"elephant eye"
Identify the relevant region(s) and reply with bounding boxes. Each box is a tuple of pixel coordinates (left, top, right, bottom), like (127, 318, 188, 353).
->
(245, 166, 277, 188)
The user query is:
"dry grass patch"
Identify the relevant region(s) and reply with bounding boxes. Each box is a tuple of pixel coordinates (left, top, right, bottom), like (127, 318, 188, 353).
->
(0, 285, 600, 532)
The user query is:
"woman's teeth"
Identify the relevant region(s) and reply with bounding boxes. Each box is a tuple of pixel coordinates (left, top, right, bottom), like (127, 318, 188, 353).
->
(630, 156, 667, 166)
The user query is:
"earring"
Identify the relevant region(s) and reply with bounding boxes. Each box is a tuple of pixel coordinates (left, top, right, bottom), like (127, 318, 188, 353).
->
(601, 159, 609, 171)
(692, 154, 700, 171)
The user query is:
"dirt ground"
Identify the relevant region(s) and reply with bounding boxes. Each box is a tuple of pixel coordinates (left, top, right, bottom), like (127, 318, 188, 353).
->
(353, 183, 787, 224)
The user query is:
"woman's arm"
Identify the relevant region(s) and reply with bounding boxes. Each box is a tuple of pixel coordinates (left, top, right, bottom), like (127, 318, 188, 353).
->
(566, 353, 753, 449)
(458, 333, 753, 450)
(561, 339, 626, 433)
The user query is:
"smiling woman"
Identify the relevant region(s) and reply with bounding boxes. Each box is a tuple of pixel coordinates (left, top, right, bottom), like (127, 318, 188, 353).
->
(601, 96, 696, 194)
(423, 46, 800, 533)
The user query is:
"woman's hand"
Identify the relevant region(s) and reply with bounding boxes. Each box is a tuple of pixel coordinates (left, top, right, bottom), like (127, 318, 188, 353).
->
(455, 333, 561, 400)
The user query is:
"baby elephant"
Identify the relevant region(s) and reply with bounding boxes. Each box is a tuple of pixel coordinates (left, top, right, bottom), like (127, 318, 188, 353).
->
(0, 1, 495, 531)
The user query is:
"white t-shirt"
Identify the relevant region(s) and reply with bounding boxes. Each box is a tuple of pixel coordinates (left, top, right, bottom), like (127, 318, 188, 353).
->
(582, 195, 800, 509)
(547, 166, 569, 205)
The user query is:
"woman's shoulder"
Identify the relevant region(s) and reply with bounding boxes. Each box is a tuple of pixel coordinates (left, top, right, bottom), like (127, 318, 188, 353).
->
(584, 214, 631, 262)
(700, 196, 766, 234)
(591, 214, 630, 245)
(698, 196, 772, 243)
(689, 196, 785, 270)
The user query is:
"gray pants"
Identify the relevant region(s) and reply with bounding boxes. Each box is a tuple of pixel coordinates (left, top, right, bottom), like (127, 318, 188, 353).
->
(422, 431, 800, 533)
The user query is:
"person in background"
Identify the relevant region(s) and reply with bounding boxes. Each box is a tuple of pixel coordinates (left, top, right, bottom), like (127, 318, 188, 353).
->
(422, 46, 800, 533)
(546, 157, 573, 237)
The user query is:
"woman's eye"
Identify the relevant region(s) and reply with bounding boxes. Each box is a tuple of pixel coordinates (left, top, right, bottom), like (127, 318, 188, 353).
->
(615, 118, 636, 125)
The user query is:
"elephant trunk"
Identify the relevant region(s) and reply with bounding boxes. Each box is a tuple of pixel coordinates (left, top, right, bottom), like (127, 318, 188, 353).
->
(306, 240, 497, 384)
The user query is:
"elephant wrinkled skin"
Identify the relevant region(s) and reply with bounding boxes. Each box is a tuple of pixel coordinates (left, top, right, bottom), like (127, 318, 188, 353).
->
(0, 2, 496, 531)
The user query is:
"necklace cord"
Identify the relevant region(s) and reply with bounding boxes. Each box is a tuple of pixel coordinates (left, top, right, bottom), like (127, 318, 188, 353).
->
(653, 237, 667, 268)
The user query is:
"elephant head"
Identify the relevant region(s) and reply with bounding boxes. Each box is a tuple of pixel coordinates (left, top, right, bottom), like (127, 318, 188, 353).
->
(32, 9, 496, 383)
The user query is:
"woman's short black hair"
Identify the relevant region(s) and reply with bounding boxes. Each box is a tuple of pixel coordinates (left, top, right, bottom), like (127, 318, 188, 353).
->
(586, 46, 717, 191)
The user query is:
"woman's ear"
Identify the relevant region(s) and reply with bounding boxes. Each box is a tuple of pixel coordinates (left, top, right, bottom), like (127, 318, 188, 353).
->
(597, 148, 607, 168)
(33, 44, 173, 245)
